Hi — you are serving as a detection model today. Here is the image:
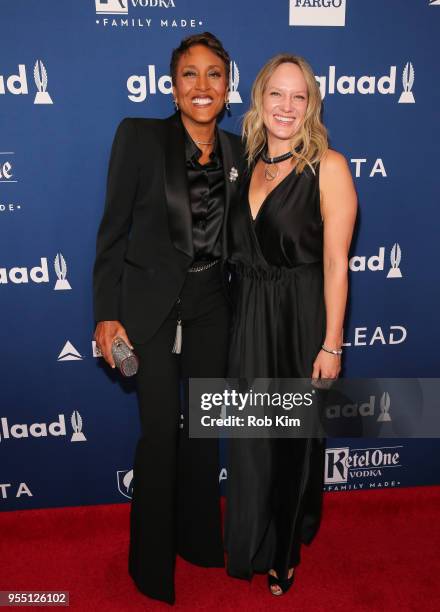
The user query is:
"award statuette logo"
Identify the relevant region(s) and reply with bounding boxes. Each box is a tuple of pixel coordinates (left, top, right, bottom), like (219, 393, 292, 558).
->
(386, 243, 403, 278)
(228, 61, 242, 104)
(33, 60, 53, 105)
(117, 469, 134, 499)
(398, 62, 415, 104)
(70, 410, 87, 442)
(54, 252, 72, 290)
(95, 0, 128, 14)
(377, 392, 392, 422)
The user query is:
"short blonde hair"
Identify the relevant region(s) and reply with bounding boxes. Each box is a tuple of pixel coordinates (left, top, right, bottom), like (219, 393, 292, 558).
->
(243, 54, 328, 174)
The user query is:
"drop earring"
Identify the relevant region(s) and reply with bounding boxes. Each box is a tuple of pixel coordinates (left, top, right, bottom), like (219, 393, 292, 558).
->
(173, 99, 179, 110)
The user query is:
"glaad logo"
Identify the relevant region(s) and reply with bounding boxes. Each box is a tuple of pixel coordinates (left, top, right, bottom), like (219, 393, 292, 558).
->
(325, 445, 402, 486)
(54, 253, 71, 290)
(71, 411, 87, 442)
(117, 469, 133, 498)
(127, 66, 172, 102)
(228, 61, 242, 104)
(387, 244, 402, 278)
(127, 61, 241, 103)
(0, 254, 71, 289)
(0, 61, 53, 104)
(315, 63, 415, 103)
(96, 0, 128, 14)
(33, 60, 53, 105)
(0, 412, 86, 443)
(289, 0, 346, 27)
(326, 392, 391, 422)
(58, 341, 83, 362)
(378, 393, 391, 422)
(398, 62, 415, 104)
(349, 243, 403, 278)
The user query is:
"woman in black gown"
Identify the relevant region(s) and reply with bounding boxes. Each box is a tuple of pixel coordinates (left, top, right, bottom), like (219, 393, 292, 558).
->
(225, 54, 357, 595)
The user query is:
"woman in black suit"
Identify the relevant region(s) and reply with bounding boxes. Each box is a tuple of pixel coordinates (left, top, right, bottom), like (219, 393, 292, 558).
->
(92, 32, 243, 605)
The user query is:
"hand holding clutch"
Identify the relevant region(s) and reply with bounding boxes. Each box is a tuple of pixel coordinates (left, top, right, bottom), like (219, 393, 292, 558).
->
(111, 337, 139, 377)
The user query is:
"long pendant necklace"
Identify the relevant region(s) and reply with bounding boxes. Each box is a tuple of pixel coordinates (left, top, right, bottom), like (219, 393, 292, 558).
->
(261, 149, 294, 181)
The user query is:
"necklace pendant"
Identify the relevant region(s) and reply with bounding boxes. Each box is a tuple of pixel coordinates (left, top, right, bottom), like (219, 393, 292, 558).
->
(264, 163, 279, 181)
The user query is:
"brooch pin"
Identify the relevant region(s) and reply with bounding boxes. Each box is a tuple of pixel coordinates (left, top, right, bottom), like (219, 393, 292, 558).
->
(229, 166, 238, 182)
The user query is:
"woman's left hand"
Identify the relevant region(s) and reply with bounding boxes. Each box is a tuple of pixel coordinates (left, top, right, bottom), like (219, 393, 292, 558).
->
(312, 349, 341, 380)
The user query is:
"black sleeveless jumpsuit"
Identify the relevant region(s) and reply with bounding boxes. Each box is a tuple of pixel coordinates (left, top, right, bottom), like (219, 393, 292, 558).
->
(225, 162, 327, 579)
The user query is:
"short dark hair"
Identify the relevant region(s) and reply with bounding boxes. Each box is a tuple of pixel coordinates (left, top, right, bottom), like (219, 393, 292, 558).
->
(170, 32, 231, 84)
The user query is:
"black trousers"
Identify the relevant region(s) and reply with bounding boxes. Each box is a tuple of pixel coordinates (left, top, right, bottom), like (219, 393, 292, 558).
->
(128, 264, 230, 604)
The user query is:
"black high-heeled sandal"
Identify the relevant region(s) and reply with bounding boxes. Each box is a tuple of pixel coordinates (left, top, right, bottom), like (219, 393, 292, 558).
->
(267, 569, 295, 596)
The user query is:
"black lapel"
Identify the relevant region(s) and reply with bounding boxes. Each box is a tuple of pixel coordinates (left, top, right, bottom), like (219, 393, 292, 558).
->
(218, 129, 238, 261)
(164, 113, 193, 260)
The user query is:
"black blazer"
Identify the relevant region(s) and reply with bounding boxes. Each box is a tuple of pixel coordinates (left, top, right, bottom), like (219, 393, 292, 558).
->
(93, 112, 244, 344)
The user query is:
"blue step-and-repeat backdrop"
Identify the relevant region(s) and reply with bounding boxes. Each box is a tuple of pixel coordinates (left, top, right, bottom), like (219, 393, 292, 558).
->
(1, 0, 439, 510)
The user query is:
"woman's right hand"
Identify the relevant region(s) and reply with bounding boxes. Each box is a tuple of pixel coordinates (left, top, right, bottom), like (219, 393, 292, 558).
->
(94, 321, 133, 369)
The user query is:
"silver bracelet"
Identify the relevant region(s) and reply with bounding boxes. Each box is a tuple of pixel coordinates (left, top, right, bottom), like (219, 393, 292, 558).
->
(321, 344, 342, 356)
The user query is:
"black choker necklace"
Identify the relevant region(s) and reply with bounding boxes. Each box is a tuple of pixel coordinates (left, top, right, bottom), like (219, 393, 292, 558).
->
(261, 149, 294, 181)
(261, 150, 294, 164)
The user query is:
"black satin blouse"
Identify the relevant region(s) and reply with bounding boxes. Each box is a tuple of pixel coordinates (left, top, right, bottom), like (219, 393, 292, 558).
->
(184, 127, 225, 261)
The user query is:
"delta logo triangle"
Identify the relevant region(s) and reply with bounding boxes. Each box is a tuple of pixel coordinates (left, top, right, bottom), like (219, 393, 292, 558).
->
(57, 341, 83, 362)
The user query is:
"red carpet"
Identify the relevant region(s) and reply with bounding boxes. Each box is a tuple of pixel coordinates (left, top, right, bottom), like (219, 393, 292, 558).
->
(1, 486, 440, 611)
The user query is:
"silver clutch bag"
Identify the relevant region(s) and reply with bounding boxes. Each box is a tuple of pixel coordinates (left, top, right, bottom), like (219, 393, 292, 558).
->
(111, 337, 139, 377)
